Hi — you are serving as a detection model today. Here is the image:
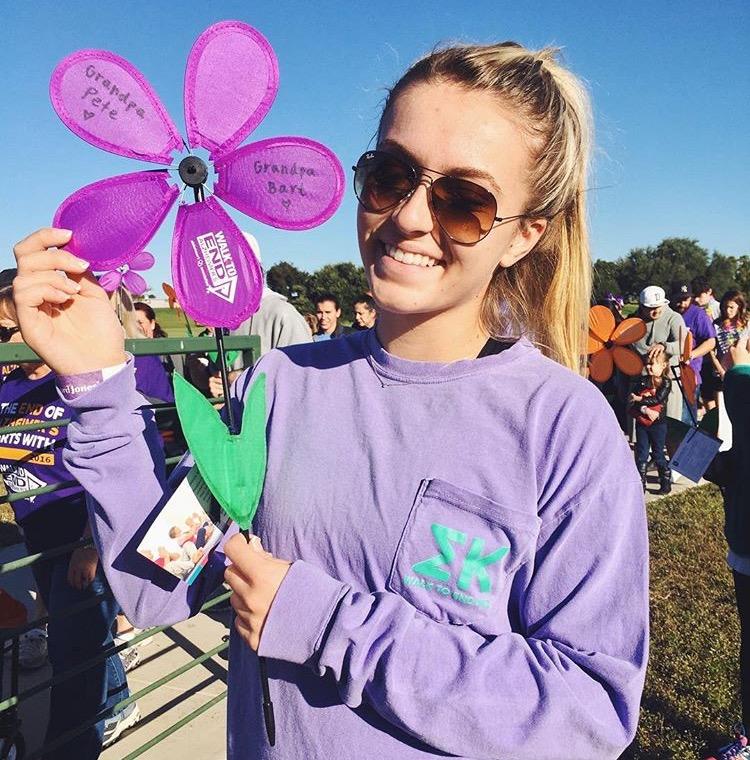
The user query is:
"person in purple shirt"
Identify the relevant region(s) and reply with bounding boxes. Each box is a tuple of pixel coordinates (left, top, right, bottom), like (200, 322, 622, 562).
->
(671, 282, 716, 424)
(133, 354, 174, 404)
(12, 40, 648, 759)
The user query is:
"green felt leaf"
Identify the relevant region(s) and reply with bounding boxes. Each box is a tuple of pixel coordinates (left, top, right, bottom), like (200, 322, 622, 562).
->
(207, 349, 240, 366)
(173, 372, 267, 530)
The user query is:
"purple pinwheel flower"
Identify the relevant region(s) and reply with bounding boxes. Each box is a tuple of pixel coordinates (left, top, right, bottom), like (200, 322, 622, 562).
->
(98, 250, 155, 296)
(49, 21, 344, 328)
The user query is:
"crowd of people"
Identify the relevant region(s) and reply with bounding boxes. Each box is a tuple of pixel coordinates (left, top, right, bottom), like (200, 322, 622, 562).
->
(598, 277, 749, 496)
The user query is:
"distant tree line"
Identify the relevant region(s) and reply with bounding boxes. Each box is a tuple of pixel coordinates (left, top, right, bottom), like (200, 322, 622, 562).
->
(593, 238, 750, 304)
(266, 261, 369, 320)
(266, 238, 750, 319)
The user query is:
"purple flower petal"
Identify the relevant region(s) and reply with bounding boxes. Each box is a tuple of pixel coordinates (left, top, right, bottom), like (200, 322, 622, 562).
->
(122, 270, 148, 295)
(53, 171, 179, 270)
(214, 137, 345, 230)
(184, 21, 278, 160)
(98, 270, 123, 293)
(129, 250, 155, 272)
(50, 50, 182, 164)
(171, 196, 263, 329)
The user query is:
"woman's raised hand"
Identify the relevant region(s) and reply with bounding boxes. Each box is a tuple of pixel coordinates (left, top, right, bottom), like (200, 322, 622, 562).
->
(12, 228, 127, 375)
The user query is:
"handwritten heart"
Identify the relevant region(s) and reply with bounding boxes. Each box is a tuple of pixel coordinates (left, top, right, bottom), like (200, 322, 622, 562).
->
(281, 198, 291, 209)
(83, 110, 95, 120)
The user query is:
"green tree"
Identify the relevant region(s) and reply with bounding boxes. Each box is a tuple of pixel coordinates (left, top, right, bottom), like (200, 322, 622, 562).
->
(616, 238, 710, 300)
(592, 259, 623, 303)
(617, 247, 657, 300)
(652, 238, 709, 292)
(266, 261, 314, 315)
(705, 252, 739, 300)
(736, 256, 750, 297)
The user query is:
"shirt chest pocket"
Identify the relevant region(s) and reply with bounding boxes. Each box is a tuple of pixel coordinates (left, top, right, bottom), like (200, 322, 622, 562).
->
(386, 478, 540, 628)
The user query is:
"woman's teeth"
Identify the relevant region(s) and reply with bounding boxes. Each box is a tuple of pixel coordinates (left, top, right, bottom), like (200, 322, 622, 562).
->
(385, 244, 438, 268)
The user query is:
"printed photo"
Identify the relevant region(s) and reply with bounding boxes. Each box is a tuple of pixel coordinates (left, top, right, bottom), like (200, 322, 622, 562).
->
(137, 468, 222, 585)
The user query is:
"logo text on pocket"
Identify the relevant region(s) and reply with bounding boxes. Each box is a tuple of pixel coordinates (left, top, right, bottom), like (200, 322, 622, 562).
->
(410, 522, 509, 599)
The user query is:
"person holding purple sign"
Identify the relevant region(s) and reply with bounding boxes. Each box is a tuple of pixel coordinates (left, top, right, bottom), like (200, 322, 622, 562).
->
(671, 282, 716, 423)
(12, 41, 648, 760)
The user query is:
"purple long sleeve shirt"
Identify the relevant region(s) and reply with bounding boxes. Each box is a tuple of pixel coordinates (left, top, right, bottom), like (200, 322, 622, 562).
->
(62, 330, 649, 759)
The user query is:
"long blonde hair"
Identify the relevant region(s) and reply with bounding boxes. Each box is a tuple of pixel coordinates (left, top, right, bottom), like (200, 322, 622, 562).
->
(380, 42, 593, 372)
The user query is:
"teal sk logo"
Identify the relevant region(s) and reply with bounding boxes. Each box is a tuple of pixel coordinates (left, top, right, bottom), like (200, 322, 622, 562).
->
(411, 523, 508, 594)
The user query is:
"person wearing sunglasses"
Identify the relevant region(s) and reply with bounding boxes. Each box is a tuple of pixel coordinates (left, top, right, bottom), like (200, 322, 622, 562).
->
(13, 41, 646, 760)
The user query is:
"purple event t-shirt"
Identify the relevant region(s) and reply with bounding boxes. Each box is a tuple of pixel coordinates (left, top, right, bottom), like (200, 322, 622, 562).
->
(134, 354, 174, 403)
(682, 303, 717, 377)
(0, 368, 82, 523)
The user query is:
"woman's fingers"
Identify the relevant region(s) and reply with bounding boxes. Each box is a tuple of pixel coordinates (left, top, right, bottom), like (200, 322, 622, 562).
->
(13, 227, 72, 257)
(234, 615, 259, 650)
(14, 271, 80, 298)
(14, 247, 90, 277)
(16, 282, 78, 308)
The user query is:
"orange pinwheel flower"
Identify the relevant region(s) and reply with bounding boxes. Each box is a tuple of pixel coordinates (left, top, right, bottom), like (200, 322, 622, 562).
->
(587, 305, 646, 382)
(162, 282, 180, 311)
(679, 330, 697, 405)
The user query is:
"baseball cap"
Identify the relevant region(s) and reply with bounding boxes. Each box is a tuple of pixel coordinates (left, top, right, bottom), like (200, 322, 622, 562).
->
(670, 283, 693, 301)
(639, 285, 669, 308)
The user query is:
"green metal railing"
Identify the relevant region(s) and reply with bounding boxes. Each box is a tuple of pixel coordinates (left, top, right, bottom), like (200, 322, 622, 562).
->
(0, 334, 259, 758)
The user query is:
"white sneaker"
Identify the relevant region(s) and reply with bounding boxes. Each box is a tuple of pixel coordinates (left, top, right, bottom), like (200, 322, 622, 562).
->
(118, 646, 141, 673)
(102, 702, 141, 748)
(114, 628, 150, 648)
(18, 628, 48, 670)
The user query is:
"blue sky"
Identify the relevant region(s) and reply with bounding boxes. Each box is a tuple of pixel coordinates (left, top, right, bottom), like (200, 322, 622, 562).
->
(2, 0, 748, 288)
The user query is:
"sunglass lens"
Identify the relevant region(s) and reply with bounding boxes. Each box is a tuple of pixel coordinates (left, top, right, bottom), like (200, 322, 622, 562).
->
(354, 152, 414, 213)
(431, 177, 496, 244)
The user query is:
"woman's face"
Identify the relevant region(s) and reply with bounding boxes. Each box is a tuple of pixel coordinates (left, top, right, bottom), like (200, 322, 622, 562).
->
(357, 81, 546, 324)
(135, 310, 155, 338)
(725, 300, 739, 320)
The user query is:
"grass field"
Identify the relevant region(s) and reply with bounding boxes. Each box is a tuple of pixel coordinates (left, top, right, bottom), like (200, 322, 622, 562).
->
(623, 484, 741, 759)
(152, 307, 201, 337)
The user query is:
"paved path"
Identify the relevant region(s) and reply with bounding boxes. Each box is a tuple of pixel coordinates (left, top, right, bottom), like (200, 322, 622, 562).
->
(100, 608, 229, 759)
(0, 538, 230, 759)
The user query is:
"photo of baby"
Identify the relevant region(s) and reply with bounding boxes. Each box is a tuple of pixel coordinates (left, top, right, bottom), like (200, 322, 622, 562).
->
(137, 467, 223, 585)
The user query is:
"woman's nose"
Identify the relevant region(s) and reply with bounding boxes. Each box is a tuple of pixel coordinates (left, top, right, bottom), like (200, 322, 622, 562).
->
(390, 180, 435, 238)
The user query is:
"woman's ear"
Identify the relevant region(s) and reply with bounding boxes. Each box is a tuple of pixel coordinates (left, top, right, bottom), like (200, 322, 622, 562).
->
(497, 217, 548, 267)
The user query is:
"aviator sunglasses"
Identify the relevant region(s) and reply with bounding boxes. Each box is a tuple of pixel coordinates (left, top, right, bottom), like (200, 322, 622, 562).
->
(352, 150, 526, 245)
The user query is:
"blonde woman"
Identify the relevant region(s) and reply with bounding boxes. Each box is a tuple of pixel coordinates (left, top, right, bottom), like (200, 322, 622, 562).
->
(13, 41, 647, 759)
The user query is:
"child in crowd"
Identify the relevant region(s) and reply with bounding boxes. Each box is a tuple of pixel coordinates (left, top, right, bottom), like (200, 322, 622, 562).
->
(14, 39, 649, 759)
(630, 350, 672, 494)
(709, 291, 750, 396)
(0, 283, 139, 756)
